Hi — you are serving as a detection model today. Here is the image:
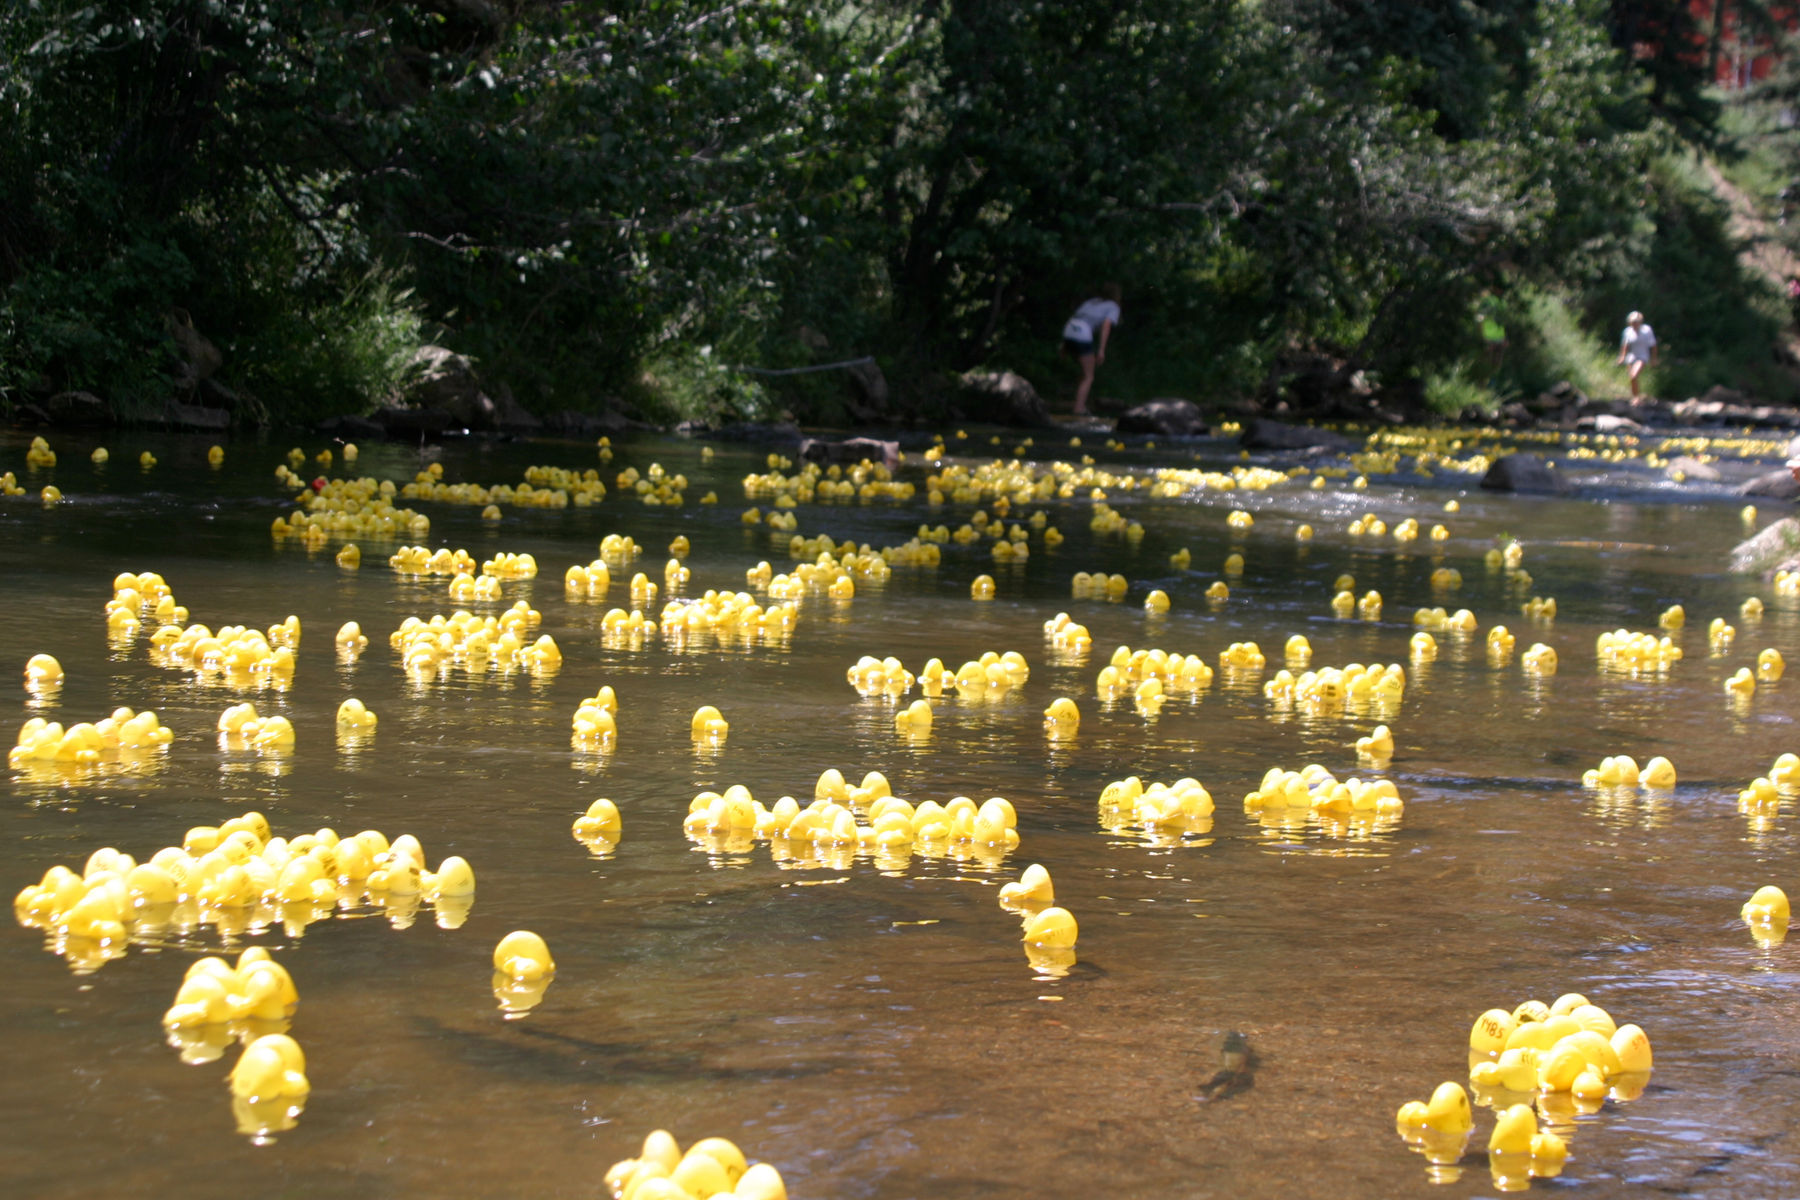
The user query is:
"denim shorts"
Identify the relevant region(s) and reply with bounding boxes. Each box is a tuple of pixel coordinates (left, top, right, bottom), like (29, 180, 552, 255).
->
(1063, 337, 1096, 358)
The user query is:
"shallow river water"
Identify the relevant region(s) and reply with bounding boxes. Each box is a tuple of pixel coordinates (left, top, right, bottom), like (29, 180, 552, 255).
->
(3, 424, 1799, 1200)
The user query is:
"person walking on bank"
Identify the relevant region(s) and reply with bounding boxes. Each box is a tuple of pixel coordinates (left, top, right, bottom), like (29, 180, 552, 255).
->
(1617, 311, 1658, 400)
(1062, 284, 1122, 416)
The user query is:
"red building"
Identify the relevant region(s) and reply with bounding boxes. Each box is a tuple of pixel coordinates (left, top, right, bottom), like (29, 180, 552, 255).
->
(1695, 1, 1800, 87)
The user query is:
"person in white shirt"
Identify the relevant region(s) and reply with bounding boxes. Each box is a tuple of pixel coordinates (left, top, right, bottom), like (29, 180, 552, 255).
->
(1616, 311, 1658, 399)
(1061, 284, 1122, 416)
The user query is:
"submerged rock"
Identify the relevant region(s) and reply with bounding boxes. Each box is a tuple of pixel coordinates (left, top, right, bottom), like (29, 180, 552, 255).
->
(1239, 419, 1354, 453)
(1480, 453, 1573, 494)
(799, 437, 899, 470)
(1116, 398, 1207, 437)
(45, 391, 111, 428)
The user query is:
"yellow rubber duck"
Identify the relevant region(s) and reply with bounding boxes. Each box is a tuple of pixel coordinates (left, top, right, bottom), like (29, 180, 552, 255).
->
(1639, 756, 1676, 789)
(690, 705, 729, 743)
(573, 798, 622, 842)
(493, 930, 554, 981)
(1022, 906, 1078, 947)
(229, 1033, 309, 1101)
(1043, 697, 1080, 737)
(24, 653, 64, 690)
(1758, 648, 1784, 681)
(894, 699, 933, 733)
(1743, 884, 1790, 925)
(335, 698, 378, 732)
(1399, 1080, 1472, 1135)
(1355, 724, 1394, 760)
(998, 864, 1054, 908)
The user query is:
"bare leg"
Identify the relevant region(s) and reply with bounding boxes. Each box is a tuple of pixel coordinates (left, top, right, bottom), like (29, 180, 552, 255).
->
(1073, 354, 1097, 415)
(1627, 359, 1644, 398)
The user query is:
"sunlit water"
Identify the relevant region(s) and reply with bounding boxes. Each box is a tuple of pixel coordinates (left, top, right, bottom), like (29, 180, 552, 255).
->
(3, 426, 1799, 1199)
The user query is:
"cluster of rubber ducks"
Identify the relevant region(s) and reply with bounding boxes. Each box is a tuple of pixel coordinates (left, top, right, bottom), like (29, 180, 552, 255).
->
(658, 591, 800, 649)
(1412, 606, 1477, 632)
(846, 652, 1029, 701)
(390, 545, 478, 575)
(271, 475, 431, 543)
(389, 603, 560, 678)
(13, 811, 475, 976)
(1736, 752, 1800, 832)
(1397, 993, 1651, 1188)
(217, 702, 296, 752)
(1595, 628, 1683, 674)
(1095, 646, 1216, 710)
(1070, 571, 1130, 600)
(147, 617, 300, 689)
(1096, 775, 1215, 841)
(1218, 641, 1268, 671)
(682, 772, 1021, 867)
(105, 570, 189, 637)
(605, 1129, 789, 1200)
(1260, 662, 1406, 715)
(9, 707, 175, 781)
(395, 463, 599, 509)
(1329, 588, 1385, 620)
(1580, 754, 1678, 789)
(163, 946, 298, 1053)
(612, 462, 692, 506)
(1147, 462, 1290, 494)
(1243, 764, 1405, 817)
(740, 506, 800, 531)
(1041, 612, 1096, 654)
(743, 457, 915, 505)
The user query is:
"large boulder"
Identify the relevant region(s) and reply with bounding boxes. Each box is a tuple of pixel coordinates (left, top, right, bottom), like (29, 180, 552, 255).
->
(799, 437, 899, 470)
(702, 421, 803, 444)
(542, 409, 633, 438)
(45, 391, 111, 427)
(844, 359, 890, 421)
(315, 414, 385, 441)
(956, 370, 1052, 428)
(165, 308, 223, 391)
(1479, 453, 1573, 494)
(1239, 419, 1355, 453)
(375, 404, 454, 437)
(1730, 516, 1800, 574)
(1115, 398, 1207, 437)
(399, 345, 494, 428)
(160, 400, 230, 432)
(1741, 469, 1800, 500)
(490, 383, 541, 433)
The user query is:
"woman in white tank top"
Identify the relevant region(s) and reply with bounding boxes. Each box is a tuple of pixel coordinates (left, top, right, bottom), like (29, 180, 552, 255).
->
(1061, 284, 1122, 416)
